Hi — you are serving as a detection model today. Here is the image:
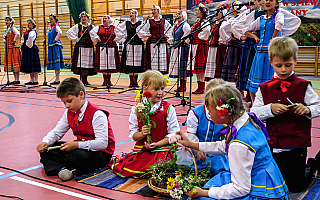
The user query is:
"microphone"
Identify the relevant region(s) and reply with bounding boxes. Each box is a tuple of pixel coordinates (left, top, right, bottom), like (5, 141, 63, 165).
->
(23, 27, 27, 29)
(46, 21, 50, 23)
(90, 19, 97, 21)
(144, 16, 150, 23)
(233, 1, 254, 8)
(173, 16, 181, 22)
(116, 19, 125, 21)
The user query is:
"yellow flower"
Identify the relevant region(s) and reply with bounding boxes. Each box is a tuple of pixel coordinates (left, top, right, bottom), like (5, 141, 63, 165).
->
(135, 90, 141, 102)
(166, 78, 171, 85)
(164, 75, 168, 79)
(189, 188, 198, 195)
(175, 171, 182, 177)
(166, 177, 175, 190)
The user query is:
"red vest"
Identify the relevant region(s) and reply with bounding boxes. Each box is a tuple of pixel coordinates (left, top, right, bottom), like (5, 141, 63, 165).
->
(137, 101, 170, 145)
(209, 21, 223, 47)
(260, 73, 311, 148)
(147, 18, 167, 44)
(96, 25, 116, 47)
(192, 19, 209, 45)
(67, 101, 115, 154)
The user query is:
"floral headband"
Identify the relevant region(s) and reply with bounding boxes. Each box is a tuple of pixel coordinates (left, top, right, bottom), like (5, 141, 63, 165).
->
(6, 16, 15, 24)
(198, 3, 208, 14)
(27, 18, 36, 26)
(216, 97, 235, 117)
(79, 11, 90, 19)
(49, 13, 59, 21)
(152, 5, 161, 14)
(131, 9, 138, 17)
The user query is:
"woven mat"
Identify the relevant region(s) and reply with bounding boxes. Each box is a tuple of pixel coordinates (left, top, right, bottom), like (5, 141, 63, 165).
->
(74, 166, 175, 199)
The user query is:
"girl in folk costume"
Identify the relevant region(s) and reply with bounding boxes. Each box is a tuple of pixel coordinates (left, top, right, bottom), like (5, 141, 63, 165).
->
(47, 14, 64, 85)
(245, 0, 300, 101)
(90, 15, 120, 86)
(110, 70, 180, 178)
(21, 18, 41, 85)
(168, 10, 191, 92)
(220, 3, 246, 83)
(115, 9, 144, 88)
(3, 16, 21, 84)
(67, 11, 96, 86)
(205, 8, 228, 81)
(137, 5, 172, 74)
(232, 0, 263, 102)
(177, 84, 289, 200)
(187, 3, 210, 94)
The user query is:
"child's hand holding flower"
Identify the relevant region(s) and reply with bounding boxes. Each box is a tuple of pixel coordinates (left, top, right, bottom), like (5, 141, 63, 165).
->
(144, 141, 158, 150)
(185, 187, 208, 198)
(271, 103, 288, 115)
(61, 141, 79, 152)
(36, 142, 48, 153)
(141, 125, 150, 136)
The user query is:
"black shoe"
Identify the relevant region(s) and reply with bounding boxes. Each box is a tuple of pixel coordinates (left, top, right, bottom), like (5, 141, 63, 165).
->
(50, 81, 60, 85)
(32, 82, 39, 85)
(25, 81, 34, 85)
(305, 158, 317, 183)
(11, 81, 20, 84)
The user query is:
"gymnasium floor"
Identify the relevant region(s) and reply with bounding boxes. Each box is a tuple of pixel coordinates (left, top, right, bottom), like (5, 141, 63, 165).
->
(0, 70, 319, 200)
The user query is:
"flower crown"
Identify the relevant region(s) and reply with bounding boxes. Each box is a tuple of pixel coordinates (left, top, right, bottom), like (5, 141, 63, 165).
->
(198, 3, 208, 14)
(216, 97, 235, 117)
(6, 16, 15, 24)
(28, 18, 36, 26)
(49, 13, 59, 21)
(131, 9, 138, 16)
(79, 11, 90, 19)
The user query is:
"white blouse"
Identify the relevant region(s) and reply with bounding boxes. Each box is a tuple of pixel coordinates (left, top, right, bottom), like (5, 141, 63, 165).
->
(21, 29, 36, 48)
(219, 16, 237, 44)
(67, 23, 94, 42)
(231, 8, 253, 40)
(3, 27, 19, 43)
(115, 20, 144, 44)
(128, 100, 180, 139)
(246, 11, 284, 34)
(137, 17, 173, 44)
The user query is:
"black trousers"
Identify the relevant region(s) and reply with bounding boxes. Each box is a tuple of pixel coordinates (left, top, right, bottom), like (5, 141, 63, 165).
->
(40, 142, 112, 176)
(272, 148, 307, 193)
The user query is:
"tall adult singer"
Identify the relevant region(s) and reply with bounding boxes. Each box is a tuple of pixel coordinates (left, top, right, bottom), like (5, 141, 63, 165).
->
(67, 11, 96, 86)
(90, 15, 120, 86)
(137, 5, 172, 74)
(115, 9, 144, 88)
(3, 16, 21, 84)
(168, 10, 190, 92)
(187, 3, 210, 94)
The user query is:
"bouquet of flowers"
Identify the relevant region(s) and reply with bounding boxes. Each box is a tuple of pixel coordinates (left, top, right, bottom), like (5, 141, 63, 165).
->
(147, 147, 211, 199)
(134, 90, 156, 144)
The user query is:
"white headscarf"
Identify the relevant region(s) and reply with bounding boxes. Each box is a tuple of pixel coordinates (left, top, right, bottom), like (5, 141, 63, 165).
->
(153, 5, 161, 15)
(102, 14, 113, 25)
(130, 9, 138, 17)
(179, 10, 187, 21)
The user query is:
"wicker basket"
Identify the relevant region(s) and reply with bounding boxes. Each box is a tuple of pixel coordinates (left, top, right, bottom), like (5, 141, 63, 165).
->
(147, 144, 198, 196)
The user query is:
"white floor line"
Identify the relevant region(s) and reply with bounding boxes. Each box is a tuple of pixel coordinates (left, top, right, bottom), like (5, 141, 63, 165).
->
(10, 176, 102, 200)
(0, 172, 5, 175)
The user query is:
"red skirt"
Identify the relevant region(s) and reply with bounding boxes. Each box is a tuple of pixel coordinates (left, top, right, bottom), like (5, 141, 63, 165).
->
(109, 145, 173, 178)
(188, 43, 209, 74)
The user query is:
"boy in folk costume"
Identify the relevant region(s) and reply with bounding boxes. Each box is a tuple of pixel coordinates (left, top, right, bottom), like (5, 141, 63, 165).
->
(251, 37, 320, 192)
(37, 77, 115, 181)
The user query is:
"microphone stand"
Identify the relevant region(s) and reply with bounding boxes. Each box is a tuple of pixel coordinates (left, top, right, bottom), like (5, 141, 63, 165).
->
(30, 21, 56, 89)
(1, 34, 23, 89)
(93, 20, 123, 92)
(119, 18, 147, 94)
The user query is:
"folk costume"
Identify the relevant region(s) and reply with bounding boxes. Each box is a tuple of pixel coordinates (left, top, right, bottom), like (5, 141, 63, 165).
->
(110, 100, 180, 178)
(90, 15, 120, 86)
(47, 22, 64, 70)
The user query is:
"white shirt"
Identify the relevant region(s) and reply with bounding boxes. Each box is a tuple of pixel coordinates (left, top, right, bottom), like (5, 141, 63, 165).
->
(187, 104, 211, 134)
(199, 112, 254, 199)
(115, 20, 144, 44)
(219, 16, 237, 44)
(49, 25, 62, 42)
(231, 8, 253, 40)
(3, 27, 19, 43)
(67, 23, 94, 42)
(246, 12, 284, 34)
(137, 17, 173, 44)
(128, 100, 180, 139)
(42, 100, 109, 151)
(21, 29, 37, 48)
(279, 8, 301, 36)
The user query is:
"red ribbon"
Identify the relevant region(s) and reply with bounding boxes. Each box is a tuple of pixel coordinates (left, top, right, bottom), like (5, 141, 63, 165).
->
(73, 110, 81, 125)
(267, 76, 291, 93)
